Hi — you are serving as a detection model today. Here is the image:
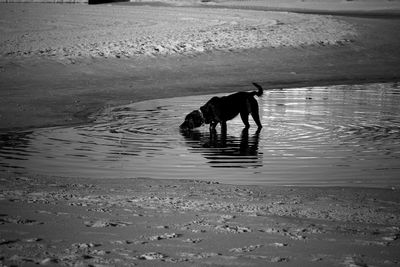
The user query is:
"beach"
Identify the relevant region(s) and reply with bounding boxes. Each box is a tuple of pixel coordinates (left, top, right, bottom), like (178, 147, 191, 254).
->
(1, 174, 400, 266)
(1, 1, 400, 266)
(1, 2, 400, 131)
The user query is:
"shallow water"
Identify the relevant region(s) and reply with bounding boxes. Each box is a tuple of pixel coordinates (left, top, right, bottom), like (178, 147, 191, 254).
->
(1, 83, 400, 187)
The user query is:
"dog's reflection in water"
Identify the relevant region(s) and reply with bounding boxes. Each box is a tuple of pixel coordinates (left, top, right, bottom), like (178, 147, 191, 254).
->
(180, 127, 262, 168)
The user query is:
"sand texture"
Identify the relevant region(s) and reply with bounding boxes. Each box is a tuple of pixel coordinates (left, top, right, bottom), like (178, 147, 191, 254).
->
(0, 4, 357, 60)
(0, 3, 400, 131)
(0, 2, 400, 266)
(1, 175, 400, 266)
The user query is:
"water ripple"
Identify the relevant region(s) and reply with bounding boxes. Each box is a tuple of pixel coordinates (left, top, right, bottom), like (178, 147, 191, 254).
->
(0, 82, 399, 187)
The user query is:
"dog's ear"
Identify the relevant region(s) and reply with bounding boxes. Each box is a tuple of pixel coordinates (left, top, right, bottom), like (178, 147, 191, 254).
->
(192, 110, 204, 128)
(200, 105, 211, 124)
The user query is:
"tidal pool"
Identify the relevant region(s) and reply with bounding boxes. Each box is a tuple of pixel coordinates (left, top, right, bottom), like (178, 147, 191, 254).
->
(1, 83, 400, 187)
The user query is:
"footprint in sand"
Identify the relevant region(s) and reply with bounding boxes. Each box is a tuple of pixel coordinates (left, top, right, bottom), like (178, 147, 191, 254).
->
(259, 227, 306, 240)
(87, 207, 112, 213)
(215, 224, 251, 233)
(0, 216, 43, 225)
(148, 233, 182, 241)
(179, 252, 221, 260)
(84, 219, 132, 227)
(139, 252, 168, 260)
(72, 242, 102, 250)
(229, 244, 263, 253)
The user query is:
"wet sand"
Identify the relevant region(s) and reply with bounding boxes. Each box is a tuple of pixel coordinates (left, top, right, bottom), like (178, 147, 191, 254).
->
(1, 2, 400, 266)
(1, 174, 400, 266)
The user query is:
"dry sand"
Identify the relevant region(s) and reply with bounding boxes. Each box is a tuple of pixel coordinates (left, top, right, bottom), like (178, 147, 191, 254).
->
(1, 1, 400, 266)
(0, 4, 356, 59)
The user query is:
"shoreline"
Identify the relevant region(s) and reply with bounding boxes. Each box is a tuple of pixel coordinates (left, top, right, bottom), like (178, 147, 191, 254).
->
(1, 43, 400, 133)
(1, 5, 400, 132)
(1, 76, 398, 134)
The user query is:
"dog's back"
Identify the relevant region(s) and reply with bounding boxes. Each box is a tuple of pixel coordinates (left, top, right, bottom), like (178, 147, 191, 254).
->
(201, 83, 263, 123)
(216, 82, 263, 108)
(215, 82, 263, 107)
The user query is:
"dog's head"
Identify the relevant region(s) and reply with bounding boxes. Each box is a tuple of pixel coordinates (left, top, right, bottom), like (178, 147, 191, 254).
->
(180, 110, 204, 130)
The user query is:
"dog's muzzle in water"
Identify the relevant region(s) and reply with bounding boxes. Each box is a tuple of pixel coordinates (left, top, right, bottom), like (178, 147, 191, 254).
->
(180, 110, 205, 130)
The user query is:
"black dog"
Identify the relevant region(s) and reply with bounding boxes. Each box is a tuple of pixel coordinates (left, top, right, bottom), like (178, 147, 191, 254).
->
(180, 83, 263, 131)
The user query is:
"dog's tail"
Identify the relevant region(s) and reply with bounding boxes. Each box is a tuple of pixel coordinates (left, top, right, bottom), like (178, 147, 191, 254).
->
(251, 82, 264, 97)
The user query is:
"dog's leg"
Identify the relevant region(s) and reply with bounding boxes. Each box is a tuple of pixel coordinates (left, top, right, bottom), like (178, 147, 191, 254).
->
(249, 98, 263, 129)
(240, 111, 250, 129)
(210, 127, 217, 144)
(209, 121, 218, 131)
(251, 109, 262, 129)
(221, 121, 227, 134)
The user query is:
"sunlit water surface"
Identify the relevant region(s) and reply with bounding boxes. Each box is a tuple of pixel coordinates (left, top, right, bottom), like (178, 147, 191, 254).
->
(1, 83, 400, 187)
